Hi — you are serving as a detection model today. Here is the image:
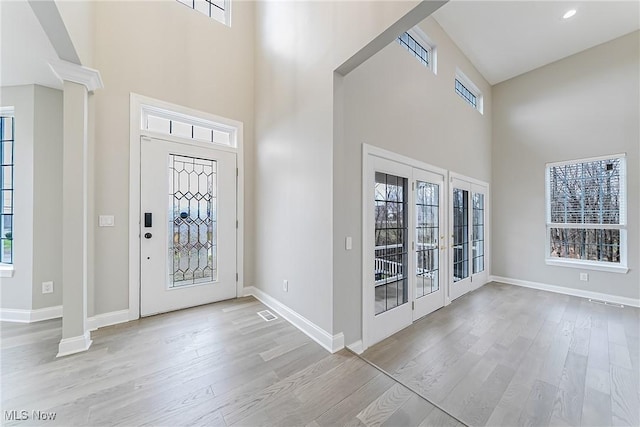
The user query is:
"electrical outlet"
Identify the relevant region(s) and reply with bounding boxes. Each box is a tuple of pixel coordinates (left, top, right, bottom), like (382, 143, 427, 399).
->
(42, 281, 54, 294)
(283, 280, 288, 292)
(580, 273, 589, 282)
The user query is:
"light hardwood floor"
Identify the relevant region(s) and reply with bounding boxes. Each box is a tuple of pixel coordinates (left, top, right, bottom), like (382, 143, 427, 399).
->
(1, 297, 460, 427)
(361, 282, 640, 427)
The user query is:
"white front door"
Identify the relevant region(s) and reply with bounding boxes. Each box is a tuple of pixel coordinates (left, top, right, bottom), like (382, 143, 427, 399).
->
(413, 169, 445, 320)
(140, 137, 237, 316)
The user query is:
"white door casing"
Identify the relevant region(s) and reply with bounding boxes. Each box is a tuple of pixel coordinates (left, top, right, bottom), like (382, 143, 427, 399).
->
(140, 137, 237, 316)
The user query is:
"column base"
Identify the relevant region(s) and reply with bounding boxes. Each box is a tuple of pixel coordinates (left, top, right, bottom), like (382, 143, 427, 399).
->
(56, 330, 92, 357)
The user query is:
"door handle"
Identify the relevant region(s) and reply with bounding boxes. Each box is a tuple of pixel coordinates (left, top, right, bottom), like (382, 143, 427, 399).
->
(144, 213, 152, 228)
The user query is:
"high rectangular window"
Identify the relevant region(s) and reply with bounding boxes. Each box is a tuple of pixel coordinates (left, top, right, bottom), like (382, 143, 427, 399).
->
(176, 0, 229, 26)
(398, 32, 430, 68)
(454, 69, 483, 114)
(546, 155, 627, 272)
(1, 114, 14, 264)
(455, 79, 477, 109)
(397, 27, 436, 74)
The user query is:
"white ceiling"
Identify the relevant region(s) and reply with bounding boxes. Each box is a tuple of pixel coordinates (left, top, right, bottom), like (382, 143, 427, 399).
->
(433, 1, 640, 85)
(1, 1, 62, 90)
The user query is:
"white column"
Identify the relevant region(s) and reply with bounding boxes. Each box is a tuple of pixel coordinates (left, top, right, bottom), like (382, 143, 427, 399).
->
(49, 60, 102, 357)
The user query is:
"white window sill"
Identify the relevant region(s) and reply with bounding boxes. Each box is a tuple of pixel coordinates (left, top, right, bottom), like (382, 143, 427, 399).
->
(0, 265, 15, 278)
(546, 258, 628, 274)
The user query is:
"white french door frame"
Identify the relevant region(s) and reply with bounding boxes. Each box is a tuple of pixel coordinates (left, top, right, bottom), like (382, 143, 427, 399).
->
(362, 144, 449, 351)
(128, 93, 245, 321)
(449, 172, 490, 300)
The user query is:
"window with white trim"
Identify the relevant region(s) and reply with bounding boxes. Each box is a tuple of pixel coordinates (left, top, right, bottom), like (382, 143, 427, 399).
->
(1, 111, 14, 265)
(176, 0, 230, 26)
(546, 154, 627, 272)
(454, 69, 483, 114)
(141, 106, 236, 148)
(397, 27, 436, 73)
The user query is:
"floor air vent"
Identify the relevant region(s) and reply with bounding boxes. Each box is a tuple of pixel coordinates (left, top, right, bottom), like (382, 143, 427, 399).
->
(257, 310, 278, 322)
(588, 299, 624, 308)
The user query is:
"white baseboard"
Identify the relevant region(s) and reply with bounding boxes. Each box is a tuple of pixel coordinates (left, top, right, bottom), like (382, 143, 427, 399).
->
(87, 309, 130, 331)
(490, 275, 640, 308)
(57, 331, 92, 357)
(0, 305, 62, 323)
(243, 286, 345, 353)
(347, 340, 364, 355)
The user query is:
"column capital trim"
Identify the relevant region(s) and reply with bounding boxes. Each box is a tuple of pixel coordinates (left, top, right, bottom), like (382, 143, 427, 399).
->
(49, 59, 104, 92)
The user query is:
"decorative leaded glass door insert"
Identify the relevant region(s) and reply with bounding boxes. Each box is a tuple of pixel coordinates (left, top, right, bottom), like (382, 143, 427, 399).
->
(169, 155, 217, 287)
(141, 137, 236, 316)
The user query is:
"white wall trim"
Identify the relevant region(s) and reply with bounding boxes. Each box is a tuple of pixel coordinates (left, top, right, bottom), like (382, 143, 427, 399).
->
(347, 340, 364, 355)
(87, 309, 130, 331)
(129, 93, 245, 322)
(244, 286, 344, 353)
(49, 59, 104, 92)
(57, 330, 92, 357)
(0, 305, 62, 323)
(0, 264, 15, 277)
(490, 275, 640, 308)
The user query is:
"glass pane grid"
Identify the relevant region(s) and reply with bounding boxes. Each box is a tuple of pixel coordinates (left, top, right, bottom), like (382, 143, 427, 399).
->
(415, 181, 439, 298)
(455, 79, 477, 109)
(169, 154, 217, 288)
(1, 116, 14, 264)
(397, 32, 430, 68)
(176, 0, 224, 18)
(452, 188, 469, 282)
(374, 172, 408, 315)
(145, 114, 233, 146)
(472, 192, 484, 274)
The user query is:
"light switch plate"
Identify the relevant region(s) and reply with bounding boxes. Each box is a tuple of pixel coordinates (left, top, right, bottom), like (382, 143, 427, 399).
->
(99, 215, 115, 227)
(42, 281, 54, 294)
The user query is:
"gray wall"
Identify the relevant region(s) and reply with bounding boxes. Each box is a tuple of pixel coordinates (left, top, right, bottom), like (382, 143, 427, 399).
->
(0, 84, 63, 311)
(32, 85, 63, 309)
(492, 31, 639, 301)
(91, 0, 256, 315)
(335, 17, 493, 345)
(254, 0, 426, 334)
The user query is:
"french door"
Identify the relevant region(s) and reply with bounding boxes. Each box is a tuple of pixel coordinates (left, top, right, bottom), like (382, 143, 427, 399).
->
(449, 178, 487, 301)
(366, 156, 445, 346)
(140, 137, 237, 316)
(413, 169, 445, 319)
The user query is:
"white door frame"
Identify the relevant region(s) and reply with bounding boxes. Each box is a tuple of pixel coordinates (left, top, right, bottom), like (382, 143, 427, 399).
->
(128, 93, 245, 321)
(449, 172, 490, 299)
(361, 144, 449, 351)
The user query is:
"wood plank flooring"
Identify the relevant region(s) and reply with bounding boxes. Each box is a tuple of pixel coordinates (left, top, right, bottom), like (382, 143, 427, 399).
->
(1, 297, 460, 427)
(361, 282, 640, 427)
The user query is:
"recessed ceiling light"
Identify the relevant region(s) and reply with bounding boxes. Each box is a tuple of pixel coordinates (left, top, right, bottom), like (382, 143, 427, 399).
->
(563, 9, 577, 19)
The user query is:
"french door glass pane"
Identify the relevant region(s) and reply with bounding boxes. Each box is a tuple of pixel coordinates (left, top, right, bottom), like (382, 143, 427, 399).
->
(453, 188, 469, 282)
(374, 172, 408, 315)
(416, 181, 439, 298)
(472, 192, 485, 273)
(168, 154, 217, 288)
